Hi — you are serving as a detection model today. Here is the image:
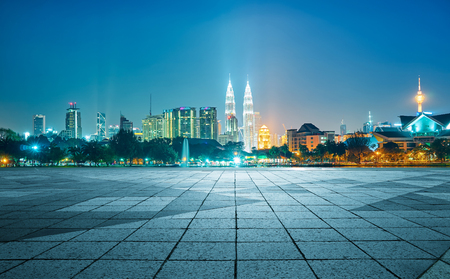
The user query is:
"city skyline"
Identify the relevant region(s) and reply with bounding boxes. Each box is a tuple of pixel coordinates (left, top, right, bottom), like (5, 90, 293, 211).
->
(1, 1, 450, 136)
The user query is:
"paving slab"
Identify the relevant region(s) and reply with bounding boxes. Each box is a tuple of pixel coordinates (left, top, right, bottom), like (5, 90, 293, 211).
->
(1, 167, 450, 278)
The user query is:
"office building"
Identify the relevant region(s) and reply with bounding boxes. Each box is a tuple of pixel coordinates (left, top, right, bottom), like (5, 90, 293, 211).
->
(33, 114, 45, 136)
(199, 107, 218, 140)
(340, 119, 346, 136)
(142, 114, 164, 141)
(225, 77, 239, 142)
(108, 125, 120, 138)
(65, 102, 82, 139)
(96, 112, 106, 140)
(163, 107, 197, 138)
(243, 79, 256, 152)
(120, 115, 133, 132)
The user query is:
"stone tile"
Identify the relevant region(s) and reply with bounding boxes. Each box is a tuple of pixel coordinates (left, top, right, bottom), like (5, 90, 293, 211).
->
(298, 242, 369, 260)
(71, 228, 135, 242)
(181, 228, 235, 242)
(188, 218, 235, 229)
(22, 229, 86, 241)
(237, 260, 315, 278)
(419, 260, 450, 279)
(0, 260, 92, 279)
(323, 218, 377, 228)
(102, 242, 175, 260)
(74, 260, 163, 279)
(170, 241, 234, 260)
(354, 241, 435, 259)
(0, 260, 24, 273)
(237, 218, 284, 229)
(156, 261, 234, 279)
(238, 229, 291, 242)
(281, 218, 330, 229)
(0, 242, 59, 259)
(443, 248, 450, 265)
(36, 242, 117, 259)
(309, 260, 397, 279)
(385, 227, 450, 241)
(142, 218, 191, 229)
(125, 228, 184, 242)
(410, 241, 450, 257)
(335, 228, 399, 241)
(238, 242, 303, 260)
(365, 217, 422, 228)
(289, 229, 346, 242)
(378, 259, 435, 279)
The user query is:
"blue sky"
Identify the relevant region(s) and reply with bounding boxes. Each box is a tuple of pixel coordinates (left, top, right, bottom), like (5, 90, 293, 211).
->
(1, 0, 449, 136)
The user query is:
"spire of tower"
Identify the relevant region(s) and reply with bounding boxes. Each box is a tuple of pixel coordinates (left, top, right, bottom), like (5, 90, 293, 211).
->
(418, 75, 421, 91)
(149, 94, 152, 116)
(415, 76, 424, 113)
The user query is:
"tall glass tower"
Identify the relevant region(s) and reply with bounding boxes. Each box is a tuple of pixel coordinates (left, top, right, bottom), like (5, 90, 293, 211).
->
(243, 79, 256, 152)
(65, 102, 82, 139)
(96, 112, 106, 140)
(225, 76, 239, 142)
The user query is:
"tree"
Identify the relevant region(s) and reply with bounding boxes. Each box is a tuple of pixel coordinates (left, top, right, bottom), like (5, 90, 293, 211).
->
(82, 141, 103, 166)
(68, 146, 86, 166)
(380, 142, 403, 162)
(269, 146, 281, 159)
(430, 139, 450, 162)
(0, 136, 24, 166)
(346, 132, 371, 164)
(48, 144, 66, 165)
(109, 130, 139, 165)
(101, 145, 116, 166)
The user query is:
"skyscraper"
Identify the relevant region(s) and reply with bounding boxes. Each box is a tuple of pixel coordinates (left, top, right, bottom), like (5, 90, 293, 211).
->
(163, 107, 197, 138)
(96, 112, 106, 140)
(225, 76, 239, 142)
(65, 102, 82, 139)
(363, 111, 373, 133)
(199, 107, 218, 140)
(33, 114, 45, 136)
(243, 78, 256, 152)
(340, 119, 347, 136)
(142, 114, 164, 141)
(120, 114, 133, 132)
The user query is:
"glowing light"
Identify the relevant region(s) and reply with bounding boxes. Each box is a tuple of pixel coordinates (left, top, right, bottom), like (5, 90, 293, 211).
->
(32, 145, 38, 150)
(233, 157, 241, 165)
(24, 132, 30, 140)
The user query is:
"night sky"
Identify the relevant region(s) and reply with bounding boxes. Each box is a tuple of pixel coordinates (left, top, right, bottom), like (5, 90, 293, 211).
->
(1, 0, 450, 137)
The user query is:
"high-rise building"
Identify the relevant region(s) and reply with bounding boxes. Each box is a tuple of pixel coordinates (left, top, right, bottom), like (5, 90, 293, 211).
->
(340, 119, 347, 136)
(199, 107, 218, 140)
(254, 112, 262, 132)
(142, 114, 164, 141)
(363, 111, 373, 133)
(258, 125, 271, 150)
(120, 114, 133, 132)
(163, 107, 197, 138)
(225, 77, 239, 142)
(33, 114, 45, 136)
(243, 79, 256, 152)
(96, 112, 106, 140)
(108, 125, 120, 138)
(65, 102, 82, 139)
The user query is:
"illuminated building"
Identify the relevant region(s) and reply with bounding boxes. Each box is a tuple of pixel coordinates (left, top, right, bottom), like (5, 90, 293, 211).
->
(133, 128, 143, 142)
(33, 114, 45, 136)
(254, 112, 262, 132)
(243, 79, 256, 152)
(142, 114, 164, 141)
(199, 107, 218, 140)
(225, 76, 239, 142)
(108, 125, 120, 138)
(363, 111, 373, 133)
(372, 78, 450, 151)
(163, 107, 196, 138)
(65, 102, 82, 139)
(96, 112, 106, 140)
(340, 119, 346, 136)
(287, 123, 335, 152)
(258, 125, 271, 150)
(120, 114, 133, 132)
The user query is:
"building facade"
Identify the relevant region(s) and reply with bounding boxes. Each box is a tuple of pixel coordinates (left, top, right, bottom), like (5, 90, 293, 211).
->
(199, 107, 218, 140)
(163, 107, 197, 139)
(243, 80, 256, 152)
(96, 112, 106, 140)
(142, 114, 164, 141)
(108, 125, 120, 138)
(258, 125, 271, 150)
(33, 114, 45, 136)
(65, 102, 82, 139)
(225, 78, 239, 142)
(287, 123, 335, 152)
(120, 115, 133, 132)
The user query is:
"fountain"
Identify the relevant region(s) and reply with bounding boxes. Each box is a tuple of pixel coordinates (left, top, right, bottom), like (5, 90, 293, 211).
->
(181, 138, 189, 167)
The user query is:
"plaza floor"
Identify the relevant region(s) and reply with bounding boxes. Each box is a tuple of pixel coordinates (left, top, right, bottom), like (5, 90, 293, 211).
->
(0, 167, 450, 278)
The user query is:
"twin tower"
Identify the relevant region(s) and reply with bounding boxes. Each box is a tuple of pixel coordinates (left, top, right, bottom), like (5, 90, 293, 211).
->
(225, 76, 257, 152)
